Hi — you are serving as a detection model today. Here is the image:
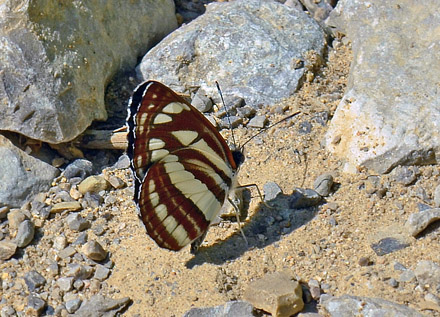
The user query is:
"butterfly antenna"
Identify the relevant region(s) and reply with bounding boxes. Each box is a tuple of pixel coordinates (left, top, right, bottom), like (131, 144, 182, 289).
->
(215, 81, 237, 148)
(240, 111, 301, 150)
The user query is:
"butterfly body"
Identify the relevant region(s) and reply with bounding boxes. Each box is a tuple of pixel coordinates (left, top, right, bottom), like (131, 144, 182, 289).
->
(127, 81, 243, 251)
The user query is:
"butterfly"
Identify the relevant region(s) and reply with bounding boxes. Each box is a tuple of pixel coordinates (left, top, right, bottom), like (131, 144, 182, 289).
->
(126, 81, 245, 252)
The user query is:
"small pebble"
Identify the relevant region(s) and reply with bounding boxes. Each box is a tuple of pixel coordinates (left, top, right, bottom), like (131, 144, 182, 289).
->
(66, 213, 90, 232)
(0, 240, 17, 260)
(78, 176, 109, 195)
(82, 241, 107, 261)
(263, 182, 283, 202)
(53, 235, 68, 251)
(27, 295, 46, 315)
(358, 256, 372, 266)
(15, 220, 35, 247)
(7, 209, 26, 230)
(314, 173, 334, 197)
(388, 278, 398, 288)
(94, 264, 110, 281)
(107, 175, 126, 189)
(57, 277, 74, 292)
(50, 201, 82, 213)
(24, 271, 46, 292)
(65, 298, 82, 314)
(247, 115, 267, 128)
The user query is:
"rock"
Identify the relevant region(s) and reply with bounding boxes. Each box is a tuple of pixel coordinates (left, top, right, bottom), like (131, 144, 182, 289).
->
(65, 264, 94, 280)
(56, 277, 74, 292)
(69, 187, 83, 200)
(23, 270, 46, 292)
(423, 293, 440, 312)
(358, 256, 372, 267)
(63, 159, 94, 180)
(0, 136, 59, 208)
(405, 208, 440, 236)
(388, 278, 399, 288)
(0, 240, 17, 260)
(94, 264, 111, 281)
(82, 241, 107, 261)
(7, 209, 26, 230)
(58, 246, 77, 259)
(138, 0, 326, 108)
(107, 176, 126, 189)
(112, 155, 131, 170)
(300, 0, 334, 23)
(247, 116, 267, 128)
(263, 182, 283, 202)
(192, 89, 213, 113)
(325, 0, 440, 174)
(72, 232, 88, 246)
(289, 188, 322, 209)
(320, 295, 423, 316)
(47, 262, 59, 277)
(0, 205, 9, 219)
(313, 173, 334, 197)
(65, 298, 82, 314)
(15, 219, 35, 247)
(51, 157, 66, 168)
(0, 306, 16, 317)
(298, 121, 312, 134)
(414, 260, 440, 292)
(83, 192, 104, 209)
(53, 235, 68, 251)
(434, 185, 440, 207)
(308, 279, 321, 300)
(183, 301, 254, 317)
(371, 237, 410, 256)
(219, 116, 243, 129)
(398, 270, 416, 283)
(236, 105, 256, 119)
(389, 166, 418, 186)
(243, 271, 304, 317)
(27, 295, 46, 316)
(74, 295, 131, 317)
(1, 1, 177, 144)
(66, 213, 90, 232)
(78, 176, 110, 195)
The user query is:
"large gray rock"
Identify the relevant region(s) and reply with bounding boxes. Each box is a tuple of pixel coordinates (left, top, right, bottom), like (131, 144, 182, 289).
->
(320, 295, 423, 317)
(325, 0, 440, 174)
(0, 0, 177, 143)
(138, 0, 326, 107)
(0, 135, 59, 207)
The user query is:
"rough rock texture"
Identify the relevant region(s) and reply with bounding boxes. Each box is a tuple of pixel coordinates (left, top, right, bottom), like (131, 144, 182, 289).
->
(405, 208, 440, 236)
(243, 271, 304, 317)
(73, 295, 131, 317)
(320, 295, 423, 317)
(0, 0, 177, 143)
(138, 0, 326, 107)
(183, 301, 254, 317)
(0, 135, 59, 207)
(324, 0, 440, 173)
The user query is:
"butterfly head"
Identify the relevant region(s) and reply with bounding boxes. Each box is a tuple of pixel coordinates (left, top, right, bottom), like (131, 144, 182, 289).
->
(230, 144, 245, 170)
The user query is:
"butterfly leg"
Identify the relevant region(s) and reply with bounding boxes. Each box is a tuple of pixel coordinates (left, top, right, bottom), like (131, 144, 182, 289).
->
(227, 196, 248, 248)
(236, 183, 273, 209)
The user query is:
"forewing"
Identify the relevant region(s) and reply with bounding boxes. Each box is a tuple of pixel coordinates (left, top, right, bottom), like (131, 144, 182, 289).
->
(126, 80, 236, 204)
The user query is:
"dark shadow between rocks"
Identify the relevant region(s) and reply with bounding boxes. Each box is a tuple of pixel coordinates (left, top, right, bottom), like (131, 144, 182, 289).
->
(185, 193, 322, 268)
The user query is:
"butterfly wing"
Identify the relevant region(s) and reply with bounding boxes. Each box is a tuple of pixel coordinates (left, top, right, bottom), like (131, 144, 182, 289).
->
(127, 81, 238, 251)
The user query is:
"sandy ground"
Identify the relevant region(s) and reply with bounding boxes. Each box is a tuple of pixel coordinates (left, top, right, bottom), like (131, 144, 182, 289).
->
(99, 44, 440, 316)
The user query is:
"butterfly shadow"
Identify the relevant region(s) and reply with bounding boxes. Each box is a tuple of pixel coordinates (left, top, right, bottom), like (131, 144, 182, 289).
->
(185, 192, 322, 268)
